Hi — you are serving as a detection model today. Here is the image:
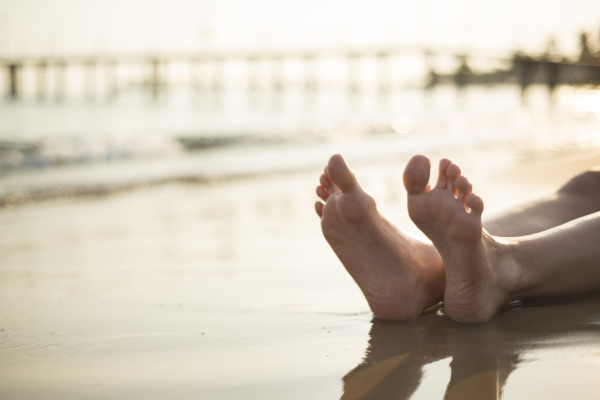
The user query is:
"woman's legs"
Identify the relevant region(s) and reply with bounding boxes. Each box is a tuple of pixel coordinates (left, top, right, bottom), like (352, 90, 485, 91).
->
(484, 169, 600, 236)
(404, 155, 600, 323)
(316, 154, 600, 321)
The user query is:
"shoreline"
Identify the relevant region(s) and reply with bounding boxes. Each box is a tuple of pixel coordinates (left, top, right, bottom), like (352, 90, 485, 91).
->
(2, 138, 598, 209)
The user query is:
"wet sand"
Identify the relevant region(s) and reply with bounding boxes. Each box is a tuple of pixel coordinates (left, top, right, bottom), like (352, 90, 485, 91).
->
(1, 148, 600, 399)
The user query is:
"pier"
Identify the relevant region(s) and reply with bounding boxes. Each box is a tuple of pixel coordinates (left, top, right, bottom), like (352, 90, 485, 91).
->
(1, 46, 599, 100)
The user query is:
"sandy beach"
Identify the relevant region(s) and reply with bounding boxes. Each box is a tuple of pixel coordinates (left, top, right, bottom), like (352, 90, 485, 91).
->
(1, 146, 600, 399)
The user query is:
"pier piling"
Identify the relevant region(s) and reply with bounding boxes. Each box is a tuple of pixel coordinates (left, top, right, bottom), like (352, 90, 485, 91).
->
(7, 63, 20, 98)
(377, 52, 391, 93)
(54, 61, 66, 100)
(303, 54, 318, 92)
(85, 61, 96, 99)
(151, 59, 161, 98)
(36, 62, 47, 99)
(347, 54, 361, 93)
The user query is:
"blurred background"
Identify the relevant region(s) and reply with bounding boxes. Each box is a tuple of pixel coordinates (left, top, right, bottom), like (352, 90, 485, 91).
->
(0, 0, 599, 203)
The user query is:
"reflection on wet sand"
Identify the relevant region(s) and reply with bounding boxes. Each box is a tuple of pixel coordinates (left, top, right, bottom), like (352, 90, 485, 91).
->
(341, 293, 600, 400)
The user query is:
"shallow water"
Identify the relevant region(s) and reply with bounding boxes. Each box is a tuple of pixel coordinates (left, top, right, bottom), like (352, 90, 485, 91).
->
(344, 293, 600, 400)
(1, 150, 600, 399)
(0, 176, 369, 400)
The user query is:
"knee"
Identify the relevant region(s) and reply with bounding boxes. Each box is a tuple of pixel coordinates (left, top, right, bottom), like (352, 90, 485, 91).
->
(557, 169, 600, 200)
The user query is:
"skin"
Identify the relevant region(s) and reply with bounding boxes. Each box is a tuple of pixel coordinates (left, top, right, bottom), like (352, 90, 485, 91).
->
(403, 155, 512, 322)
(316, 154, 600, 323)
(315, 154, 444, 320)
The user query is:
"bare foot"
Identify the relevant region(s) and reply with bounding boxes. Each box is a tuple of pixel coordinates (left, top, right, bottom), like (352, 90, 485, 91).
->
(403, 155, 518, 323)
(315, 154, 445, 320)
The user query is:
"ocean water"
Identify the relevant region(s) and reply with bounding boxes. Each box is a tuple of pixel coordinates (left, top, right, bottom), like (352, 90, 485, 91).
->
(1, 82, 599, 206)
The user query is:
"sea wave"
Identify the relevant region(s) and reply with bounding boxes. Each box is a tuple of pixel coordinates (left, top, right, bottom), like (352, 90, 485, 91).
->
(2, 125, 597, 209)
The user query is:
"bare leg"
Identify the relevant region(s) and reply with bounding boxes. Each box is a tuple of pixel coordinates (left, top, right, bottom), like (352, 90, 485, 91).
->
(404, 155, 600, 323)
(484, 169, 600, 236)
(315, 154, 445, 320)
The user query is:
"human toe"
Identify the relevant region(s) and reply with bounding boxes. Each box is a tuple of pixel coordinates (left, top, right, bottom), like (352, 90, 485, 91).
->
(446, 163, 461, 195)
(465, 193, 484, 215)
(435, 158, 453, 189)
(316, 185, 328, 201)
(455, 175, 472, 204)
(403, 155, 431, 195)
(327, 154, 358, 194)
(315, 201, 324, 217)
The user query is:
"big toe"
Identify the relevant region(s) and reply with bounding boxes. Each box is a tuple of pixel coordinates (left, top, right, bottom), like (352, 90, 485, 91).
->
(403, 155, 431, 195)
(327, 154, 358, 193)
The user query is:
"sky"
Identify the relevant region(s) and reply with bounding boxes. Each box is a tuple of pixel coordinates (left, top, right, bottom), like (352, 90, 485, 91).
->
(0, 0, 599, 57)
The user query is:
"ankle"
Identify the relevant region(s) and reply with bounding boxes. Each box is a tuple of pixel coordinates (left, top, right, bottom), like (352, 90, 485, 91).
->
(493, 239, 526, 300)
